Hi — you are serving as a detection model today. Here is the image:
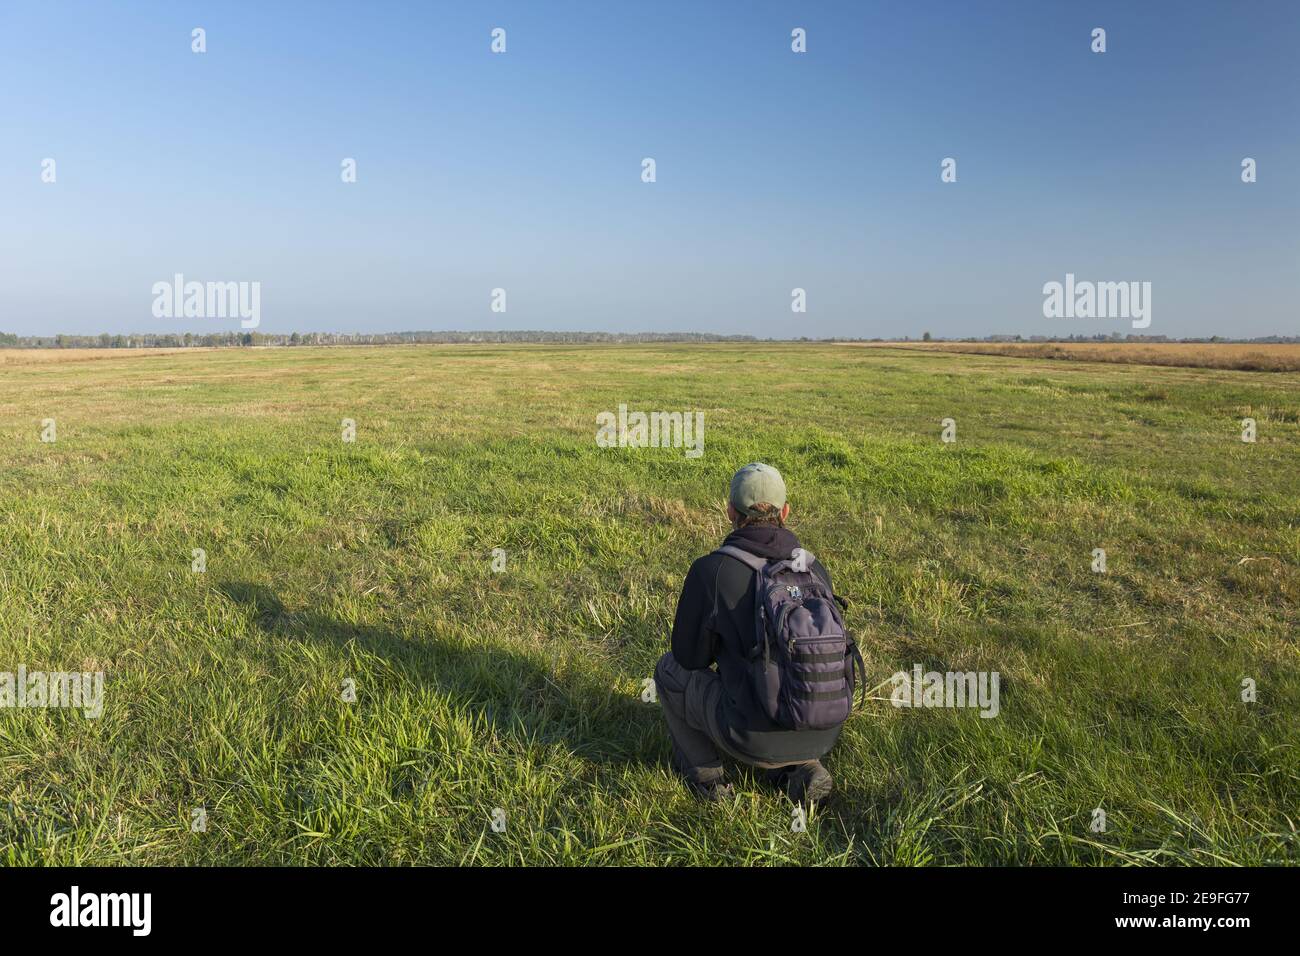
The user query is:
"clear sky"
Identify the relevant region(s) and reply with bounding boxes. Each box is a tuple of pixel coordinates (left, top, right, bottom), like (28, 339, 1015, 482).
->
(2, 0, 1297, 339)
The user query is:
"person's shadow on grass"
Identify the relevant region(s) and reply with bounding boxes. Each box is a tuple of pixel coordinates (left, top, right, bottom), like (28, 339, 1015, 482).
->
(217, 581, 880, 849)
(218, 581, 663, 771)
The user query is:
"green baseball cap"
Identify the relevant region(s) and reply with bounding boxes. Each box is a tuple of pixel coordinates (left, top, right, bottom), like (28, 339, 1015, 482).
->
(729, 462, 787, 516)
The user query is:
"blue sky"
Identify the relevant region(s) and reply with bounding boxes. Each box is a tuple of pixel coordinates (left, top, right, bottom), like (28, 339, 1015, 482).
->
(2, 0, 1297, 339)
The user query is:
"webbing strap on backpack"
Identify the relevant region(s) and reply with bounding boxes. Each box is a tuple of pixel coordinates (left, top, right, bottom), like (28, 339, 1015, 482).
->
(845, 634, 867, 709)
(832, 593, 868, 708)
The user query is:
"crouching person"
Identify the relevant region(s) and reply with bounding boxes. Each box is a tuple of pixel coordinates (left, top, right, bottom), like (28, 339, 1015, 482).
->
(654, 462, 863, 804)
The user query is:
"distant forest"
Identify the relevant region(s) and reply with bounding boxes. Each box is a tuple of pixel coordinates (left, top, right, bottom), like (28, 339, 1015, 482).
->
(0, 330, 758, 349)
(1, 330, 1297, 349)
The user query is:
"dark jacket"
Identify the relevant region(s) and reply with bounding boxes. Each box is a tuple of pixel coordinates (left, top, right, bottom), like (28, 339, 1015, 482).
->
(670, 523, 841, 763)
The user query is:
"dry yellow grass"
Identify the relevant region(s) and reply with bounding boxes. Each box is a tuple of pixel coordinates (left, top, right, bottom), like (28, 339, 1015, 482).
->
(848, 341, 1300, 372)
(0, 347, 214, 366)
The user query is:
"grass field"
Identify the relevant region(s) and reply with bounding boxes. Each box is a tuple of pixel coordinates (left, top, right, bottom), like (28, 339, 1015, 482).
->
(1, 343, 1297, 866)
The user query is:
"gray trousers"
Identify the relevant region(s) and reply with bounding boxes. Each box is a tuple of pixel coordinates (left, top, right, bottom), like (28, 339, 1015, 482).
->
(654, 652, 797, 783)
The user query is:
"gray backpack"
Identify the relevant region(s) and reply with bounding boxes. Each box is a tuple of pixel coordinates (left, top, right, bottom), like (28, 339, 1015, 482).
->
(715, 546, 865, 731)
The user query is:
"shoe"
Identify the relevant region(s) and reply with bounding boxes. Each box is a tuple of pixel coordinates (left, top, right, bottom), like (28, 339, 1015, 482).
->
(685, 778, 736, 803)
(767, 761, 833, 806)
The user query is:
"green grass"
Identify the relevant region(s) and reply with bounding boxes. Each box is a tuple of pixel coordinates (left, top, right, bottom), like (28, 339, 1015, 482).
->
(1, 343, 1297, 865)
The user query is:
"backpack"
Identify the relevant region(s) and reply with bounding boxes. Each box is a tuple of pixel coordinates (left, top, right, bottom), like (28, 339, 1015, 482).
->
(714, 545, 866, 731)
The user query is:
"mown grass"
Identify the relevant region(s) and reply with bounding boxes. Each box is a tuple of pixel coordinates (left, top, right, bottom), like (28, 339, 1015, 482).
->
(1, 343, 1297, 865)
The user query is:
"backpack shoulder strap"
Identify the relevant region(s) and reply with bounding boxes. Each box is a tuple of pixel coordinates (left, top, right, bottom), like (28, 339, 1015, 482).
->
(713, 545, 768, 573)
(711, 545, 771, 661)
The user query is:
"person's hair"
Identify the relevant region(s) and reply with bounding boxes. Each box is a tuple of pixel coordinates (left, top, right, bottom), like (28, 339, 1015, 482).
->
(736, 501, 784, 528)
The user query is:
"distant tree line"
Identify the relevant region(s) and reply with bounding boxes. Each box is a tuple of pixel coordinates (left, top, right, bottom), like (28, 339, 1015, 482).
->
(2, 330, 1296, 349)
(0, 330, 759, 349)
